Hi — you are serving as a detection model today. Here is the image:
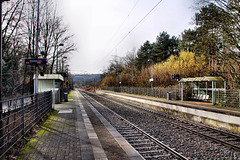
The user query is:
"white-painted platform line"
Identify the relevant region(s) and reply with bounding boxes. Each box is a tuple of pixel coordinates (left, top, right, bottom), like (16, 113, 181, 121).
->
(75, 91, 108, 160)
(81, 93, 144, 160)
(58, 109, 73, 114)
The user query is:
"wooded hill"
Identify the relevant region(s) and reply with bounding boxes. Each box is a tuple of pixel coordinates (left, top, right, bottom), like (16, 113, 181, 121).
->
(100, 0, 240, 89)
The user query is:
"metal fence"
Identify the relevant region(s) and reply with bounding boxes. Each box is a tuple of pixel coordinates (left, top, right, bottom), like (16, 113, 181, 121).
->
(102, 87, 180, 100)
(0, 91, 52, 158)
(102, 87, 240, 108)
(213, 89, 240, 108)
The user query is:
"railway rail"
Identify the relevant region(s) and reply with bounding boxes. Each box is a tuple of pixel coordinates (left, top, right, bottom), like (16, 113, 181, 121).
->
(82, 90, 240, 159)
(97, 91, 240, 151)
(96, 92, 240, 151)
(81, 91, 188, 160)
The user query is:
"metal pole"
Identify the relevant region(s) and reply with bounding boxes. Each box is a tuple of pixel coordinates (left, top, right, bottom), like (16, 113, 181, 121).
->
(53, 80, 55, 109)
(56, 43, 64, 74)
(56, 45, 58, 73)
(148, 59, 153, 88)
(118, 71, 119, 88)
(94, 78, 95, 92)
(212, 81, 215, 104)
(178, 50, 181, 98)
(62, 58, 64, 73)
(0, 0, 10, 147)
(132, 67, 133, 88)
(179, 51, 180, 79)
(0, 1, 3, 147)
(0, 0, 3, 102)
(34, 0, 40, 94)
(151, 62, 153, 88)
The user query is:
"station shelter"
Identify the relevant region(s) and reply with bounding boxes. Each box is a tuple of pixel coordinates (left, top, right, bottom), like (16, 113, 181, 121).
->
(179, 76, 226, 104)
(34, 74, 64, 104)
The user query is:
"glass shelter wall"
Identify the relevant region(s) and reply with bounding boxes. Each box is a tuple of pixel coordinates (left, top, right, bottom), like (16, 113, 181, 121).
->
(180, 76, 226, 104)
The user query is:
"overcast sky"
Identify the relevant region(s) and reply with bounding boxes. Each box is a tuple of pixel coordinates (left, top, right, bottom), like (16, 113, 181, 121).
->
(55, 0, 196, 74)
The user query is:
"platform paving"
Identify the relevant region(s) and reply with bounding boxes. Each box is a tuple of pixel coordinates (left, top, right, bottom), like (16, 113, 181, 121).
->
(18, 90, 142, 160)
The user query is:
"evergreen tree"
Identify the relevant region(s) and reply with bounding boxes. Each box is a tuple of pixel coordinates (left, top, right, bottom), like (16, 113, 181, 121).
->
(135, 40, 153, 70)
(152, 31, 178, 63)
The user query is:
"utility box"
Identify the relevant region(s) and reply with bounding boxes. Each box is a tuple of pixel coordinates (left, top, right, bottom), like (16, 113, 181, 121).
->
(167, 92, 171, 100)
(64, 92, 68, 102)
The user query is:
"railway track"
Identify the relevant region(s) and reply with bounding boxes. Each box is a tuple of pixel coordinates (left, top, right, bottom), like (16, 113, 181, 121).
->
(92, 91, 240, 152)
(81, 91, 188, 160)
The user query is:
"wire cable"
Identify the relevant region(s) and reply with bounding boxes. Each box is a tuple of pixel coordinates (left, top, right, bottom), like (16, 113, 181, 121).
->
(101, 0, 140, 56)
(101, 0, 163, 62)
(108, 0, 140, 43)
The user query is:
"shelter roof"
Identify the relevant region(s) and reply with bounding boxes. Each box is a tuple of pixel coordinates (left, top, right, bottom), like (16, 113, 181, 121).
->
(179, 76, 225, 83)
(34, 74, 64, 81)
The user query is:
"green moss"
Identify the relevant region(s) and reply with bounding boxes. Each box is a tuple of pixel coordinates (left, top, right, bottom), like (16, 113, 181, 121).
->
(66, 90, 75, 102)
(17, 110, 58, 159)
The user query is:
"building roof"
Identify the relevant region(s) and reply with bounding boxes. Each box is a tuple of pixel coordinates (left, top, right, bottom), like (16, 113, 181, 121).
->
(34, 74, 64, 81)
(179, 76, 225, 83)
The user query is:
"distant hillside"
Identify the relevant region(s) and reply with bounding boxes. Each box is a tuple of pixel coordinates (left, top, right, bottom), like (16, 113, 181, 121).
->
(73, 74, 101, 82)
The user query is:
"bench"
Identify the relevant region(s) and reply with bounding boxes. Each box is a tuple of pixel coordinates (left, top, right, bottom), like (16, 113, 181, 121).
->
(192, 94, 209, 101)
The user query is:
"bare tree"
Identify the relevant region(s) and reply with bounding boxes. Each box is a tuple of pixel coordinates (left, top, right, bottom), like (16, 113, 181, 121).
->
(0, 0, 76, 96)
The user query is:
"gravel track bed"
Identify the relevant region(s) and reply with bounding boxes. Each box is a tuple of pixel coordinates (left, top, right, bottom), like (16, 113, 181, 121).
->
(83, 91, 240, 159)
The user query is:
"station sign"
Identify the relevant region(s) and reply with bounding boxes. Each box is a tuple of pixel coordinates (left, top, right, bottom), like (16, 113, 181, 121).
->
(172, 74, 180, 79)
(25, 59, 47, 65)
(61, 72, 68, 77)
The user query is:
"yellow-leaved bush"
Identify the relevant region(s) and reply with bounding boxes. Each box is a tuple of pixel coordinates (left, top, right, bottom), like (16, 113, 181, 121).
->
(100, 51, 208, 88)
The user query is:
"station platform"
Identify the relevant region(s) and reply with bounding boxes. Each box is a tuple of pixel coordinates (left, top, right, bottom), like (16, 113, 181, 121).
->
(99, 90, 240, 133)
(18, 90, 143, 160)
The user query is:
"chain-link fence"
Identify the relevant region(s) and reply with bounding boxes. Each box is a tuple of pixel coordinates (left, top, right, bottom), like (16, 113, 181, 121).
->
(102, 87, 180, 100)
(0, 91, 52, 158)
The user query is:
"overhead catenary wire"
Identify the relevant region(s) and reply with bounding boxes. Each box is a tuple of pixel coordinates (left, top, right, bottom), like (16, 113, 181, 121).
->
(108, 0, 140, 44)
(101, 0, 140, 57)
(101, 0, 164, 63)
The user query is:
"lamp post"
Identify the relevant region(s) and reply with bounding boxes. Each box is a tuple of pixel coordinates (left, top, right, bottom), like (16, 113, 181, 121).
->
(34, 0, 40, 94)
(174, 49, 181, 100)
(129, 65, 134, 88)
(173, 49, 181, 79)
(61, 58, 67, 88)
(148, 59, 153, 88)
(56, 43, 64, 73)
(61, 56, 67, 73)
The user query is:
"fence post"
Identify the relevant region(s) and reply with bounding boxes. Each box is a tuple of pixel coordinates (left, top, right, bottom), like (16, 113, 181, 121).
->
(21, 96, 24, 137)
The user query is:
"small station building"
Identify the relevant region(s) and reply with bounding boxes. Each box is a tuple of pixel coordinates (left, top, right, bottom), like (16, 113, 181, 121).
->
(34, 74, 64, 104)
